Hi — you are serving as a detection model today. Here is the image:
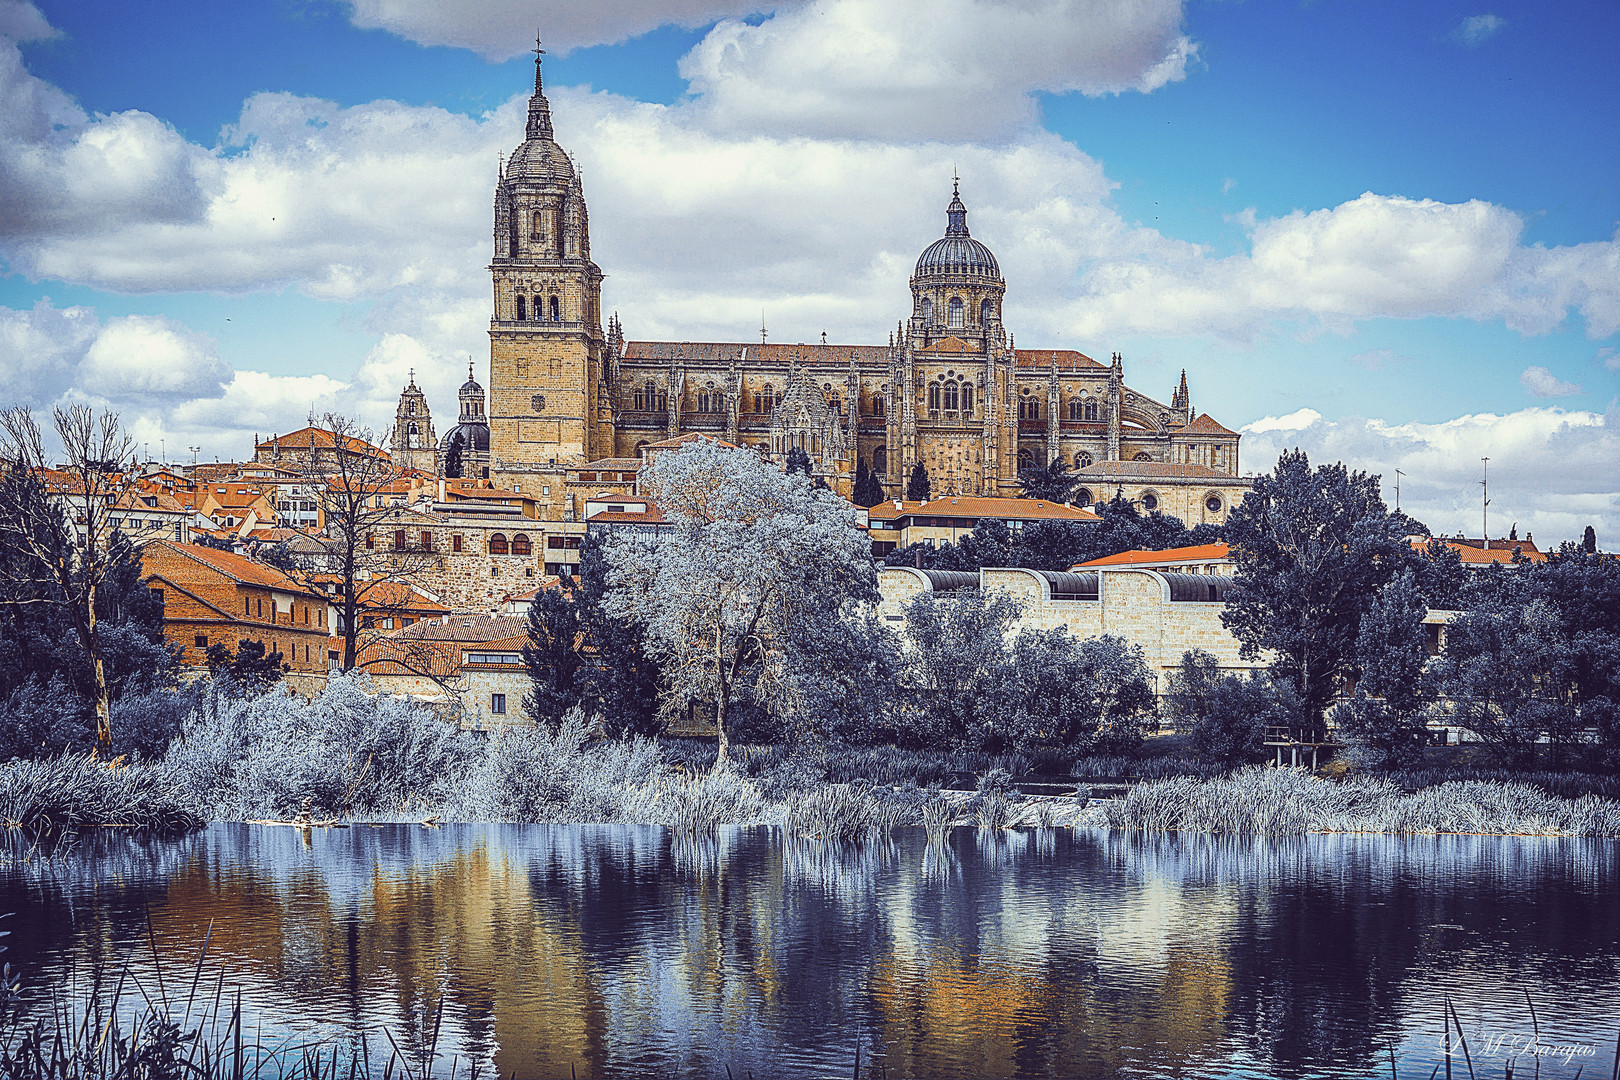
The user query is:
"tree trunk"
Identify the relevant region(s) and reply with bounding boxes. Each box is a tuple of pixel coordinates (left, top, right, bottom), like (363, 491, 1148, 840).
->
(84, 577, 112, 749)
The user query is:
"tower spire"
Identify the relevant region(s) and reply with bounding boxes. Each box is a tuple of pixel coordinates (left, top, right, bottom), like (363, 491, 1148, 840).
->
(525, 31, 554, 140)
(532, 32, 546, 94)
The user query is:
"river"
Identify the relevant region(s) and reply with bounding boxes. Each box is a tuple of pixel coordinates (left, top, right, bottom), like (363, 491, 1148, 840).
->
(2, 824, 1616, 1078)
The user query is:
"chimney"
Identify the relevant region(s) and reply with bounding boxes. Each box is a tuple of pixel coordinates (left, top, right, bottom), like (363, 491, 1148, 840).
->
(438, 478, 446, 501)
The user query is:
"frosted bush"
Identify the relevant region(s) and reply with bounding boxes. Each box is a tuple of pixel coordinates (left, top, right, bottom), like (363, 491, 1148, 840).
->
(166, 674, 477, 819)
(457, 707, 664, 823)
(620, 762, 771, 831)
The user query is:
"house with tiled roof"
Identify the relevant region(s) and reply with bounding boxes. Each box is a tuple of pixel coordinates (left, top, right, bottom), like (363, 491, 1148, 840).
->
(866, 495, 1100, 555)
(358, 616, 532, 727)
(141, 541, 335, 686)
(253, 426, 391, 474)
(1074, 543, 1235, 575)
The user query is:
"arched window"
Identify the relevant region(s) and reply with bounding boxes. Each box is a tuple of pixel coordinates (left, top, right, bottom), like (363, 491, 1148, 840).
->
(530, 208, 543, 240)
(871, 397, 885, 417)
(696, 390, 709, 412)
(943, 382, 958, 411)
(928, 384, 940, 412)
(980, 299, 995, 325)
(920, 298, 933, 324)
(407, 401, 416, 415)
(550, 295, 560, 321)
(1141, 491, 1159, 511)
(1019, 398, 1040, 420)
(1075, 487, 1093, 505)
(656, 389, 669, 412)
(512, 533, 532, 556)
(515, 295, 526, 321)
(1085, 400, 1099, 421)
(872, 448, 887, 474)
(1134, 451, 1152, 461)
(829, 396, 842, 415)
(1076, 451, 1094, 468)
(961, 385, 974, 413)
(489, 533, 509, 555)
(759, 386, 775, 414)
(407, 421, 418, 436)
(948, 297, 963, 328)
(1068, 399, 1082, 420)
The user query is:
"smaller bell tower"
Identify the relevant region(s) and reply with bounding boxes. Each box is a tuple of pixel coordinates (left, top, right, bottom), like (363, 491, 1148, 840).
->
(389, 372, 438, 475)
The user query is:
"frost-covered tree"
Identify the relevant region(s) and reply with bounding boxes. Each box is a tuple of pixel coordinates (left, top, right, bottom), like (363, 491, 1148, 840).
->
(603, 441, 879, 762)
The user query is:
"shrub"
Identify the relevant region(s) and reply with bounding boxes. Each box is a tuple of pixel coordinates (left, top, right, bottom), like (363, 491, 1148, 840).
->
(0, 753, 202, 835)
(1164, 651, 1289, 768)
(459, 707, 664, 823)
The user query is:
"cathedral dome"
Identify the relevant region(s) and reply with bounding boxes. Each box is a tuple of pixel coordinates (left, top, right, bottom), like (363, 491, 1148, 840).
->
(914, 183, 1001, 279)
(506, 138, 574, 182)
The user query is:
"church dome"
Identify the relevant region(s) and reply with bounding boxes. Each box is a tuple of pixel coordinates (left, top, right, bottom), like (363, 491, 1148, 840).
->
(506, 138, 574, 182)
(447, 419, 490, 454)
(914, 183, 1001, 279)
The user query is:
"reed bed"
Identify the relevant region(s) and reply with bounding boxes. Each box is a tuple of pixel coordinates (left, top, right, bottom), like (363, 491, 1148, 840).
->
(0, 754, 202, 837)
(1100, 767, 1620, 837)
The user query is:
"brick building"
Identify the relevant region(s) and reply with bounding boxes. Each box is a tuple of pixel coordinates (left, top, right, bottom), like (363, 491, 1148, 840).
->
(141, 541, 335, 683)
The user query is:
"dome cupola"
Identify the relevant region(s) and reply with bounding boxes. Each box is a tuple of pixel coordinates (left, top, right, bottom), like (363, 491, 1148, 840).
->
(914, 180, 1002, 279)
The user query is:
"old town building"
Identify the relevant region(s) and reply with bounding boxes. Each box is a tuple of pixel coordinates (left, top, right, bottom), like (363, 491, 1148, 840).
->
(380, 50, 1249, 525)
(389, 373, 438, 475)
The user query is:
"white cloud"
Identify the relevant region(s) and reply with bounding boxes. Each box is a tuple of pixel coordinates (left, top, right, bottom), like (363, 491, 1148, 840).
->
(1240, 406, 1620, 545)
(679, 0, 1195, 141)
(1519, 365, 1582, 398)
(78, 315, 230, 400)
(0, 0, 52, 43)
(1454, 14, 1505, 47)
(341, 0, 783, 59)
(1600, 346, 1618, 372)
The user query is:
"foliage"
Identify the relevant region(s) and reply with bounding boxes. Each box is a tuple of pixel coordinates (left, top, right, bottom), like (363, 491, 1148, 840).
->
(1221, 449, 1418, 725)
(905, 461, 931, 502)
(1582, 524, 1597, 554)
(0, 753, 202, 835)
(108, 683, 201, 760)
(603, 441, 880, 761)
(1162, 651, 1291, 767)
(1016, 459, 1077, 502)
(460, 707, 664, 822)
(784, 446, 811, 475)
(994, 630, 1155, 756)
(883, 493, 1222, 572)
(203, 639, 288, 693)
(1331, 571, 1431, 767)
(896, 588, 1022, 751)
(442, 428, 465, 478)
(852, 460, 885, 507)
(167, 675, 478, 819)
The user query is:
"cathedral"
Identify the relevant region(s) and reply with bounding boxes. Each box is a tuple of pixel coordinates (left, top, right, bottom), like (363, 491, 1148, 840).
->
(394, 49, 1249, 525)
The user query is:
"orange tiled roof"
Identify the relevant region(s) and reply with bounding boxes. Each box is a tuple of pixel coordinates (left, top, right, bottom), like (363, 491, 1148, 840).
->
(1417, 538, 1548, 565)
(1185, 413, 1237, 435)
(1075, 543, 1232, 568)
(391, 615, 529, 643)
(869, 496, 1100, 523)
(640, 432, 739, 451)
(257, 427, 389, 458)
(1012, 349, 1103, 370)
(361, 581, 451, 613)
(145, 541, 324, 598)
(915, 336, 980, 354)
(1073, 460, 1244, 482)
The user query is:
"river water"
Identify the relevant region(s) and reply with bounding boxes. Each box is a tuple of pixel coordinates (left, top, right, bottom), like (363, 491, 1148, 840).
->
(2, 824, 1616, 1079)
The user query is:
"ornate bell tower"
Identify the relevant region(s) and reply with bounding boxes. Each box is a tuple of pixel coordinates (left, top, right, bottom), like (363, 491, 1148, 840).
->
(487, 38, 608, 468)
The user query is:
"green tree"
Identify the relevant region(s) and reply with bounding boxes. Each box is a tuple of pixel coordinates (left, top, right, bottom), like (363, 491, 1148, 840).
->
(905, 461, 932, 502)
(1163, 650, 1293, 768)
(996, 630, 1154, 756)
(897, 588, 1021, 751)
(1582, 525, 1597, 554)
(1016, 459, 1076, 502)
(442, 430, 465, 479)
(852, 461, 885, 508)
(204, 639, 288, 693)
(1221, 450, 1415, 729)
(784, 447, 811, 475)
(1331, 571, 1430, 767)
(603, 441, 878, 762)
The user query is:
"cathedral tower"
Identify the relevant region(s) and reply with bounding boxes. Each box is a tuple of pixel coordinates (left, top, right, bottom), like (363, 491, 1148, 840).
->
(488, 40, 608, 468)
(389, 373, 438, 475)
(907, 181, 1006, 351)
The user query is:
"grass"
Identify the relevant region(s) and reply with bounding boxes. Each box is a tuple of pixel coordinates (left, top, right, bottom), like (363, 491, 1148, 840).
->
(1099, 767, 1620, 837)
(0, 754, 202, 837)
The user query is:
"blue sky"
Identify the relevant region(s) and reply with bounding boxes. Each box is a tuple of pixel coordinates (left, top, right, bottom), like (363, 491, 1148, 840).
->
(0, 0, 1616, 542)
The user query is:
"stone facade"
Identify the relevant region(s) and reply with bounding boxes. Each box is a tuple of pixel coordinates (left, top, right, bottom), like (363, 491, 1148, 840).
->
(389, 376, 438, 475)
(388, 54, 1250, 524)
(878, 565, 1270, 691)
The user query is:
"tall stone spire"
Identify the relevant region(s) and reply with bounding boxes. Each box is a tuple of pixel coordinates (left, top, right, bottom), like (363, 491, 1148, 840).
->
(526, 33, 553, 141)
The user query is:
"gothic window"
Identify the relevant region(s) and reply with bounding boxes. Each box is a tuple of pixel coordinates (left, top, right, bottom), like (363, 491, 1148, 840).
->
(920, 298, 933, 324)
(759, 386, 775, 414)
(829, 396, 842, 415)
(962, 385, 973, 413)
(1085, 400, 1099, 421)
(407, 401, 416, 415)
(407, 422, 418, 436)
(637, 381, 654, 411)
(1141, 491, 1159, 511)
(515, 295, 526, 321)
(1068, 399, 1081, 420)
(1076, 451, 1094, 468)
(871, 397, 885, 417)
(657, 390, 669, 412)
(943, 382, 958, 411)
(948, 297, 963, 328)
(1134, 451, 1153, 461)
(1075, 487, 1093, 506)
(980, 299, 995, 325)
(489, 533, 509, 555)
(697, 390, 711, 412)
(550, 295, 560, 321)
(928, 384, 940, 412)
(512, 533, 532, 556)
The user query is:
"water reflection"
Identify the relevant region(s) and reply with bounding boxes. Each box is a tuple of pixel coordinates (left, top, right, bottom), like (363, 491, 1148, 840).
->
(2, 826, 1617, 1079)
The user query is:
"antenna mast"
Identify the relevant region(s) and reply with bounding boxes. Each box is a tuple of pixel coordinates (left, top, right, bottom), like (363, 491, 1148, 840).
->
(1394, 469, 1404, 513)
(1481, 457, 1491, 543)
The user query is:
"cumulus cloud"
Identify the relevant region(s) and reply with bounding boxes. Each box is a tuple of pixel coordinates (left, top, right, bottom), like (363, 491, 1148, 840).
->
(1454, 14, 1505, 47)
(1519, 365, 1582, 398)
(1060, 193, 1620, 341)
(679, 0, 1196, 141)
(342, 0, 781, 59)
(1240, 406, 1620, 544)
(77, 315, 230, 400)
